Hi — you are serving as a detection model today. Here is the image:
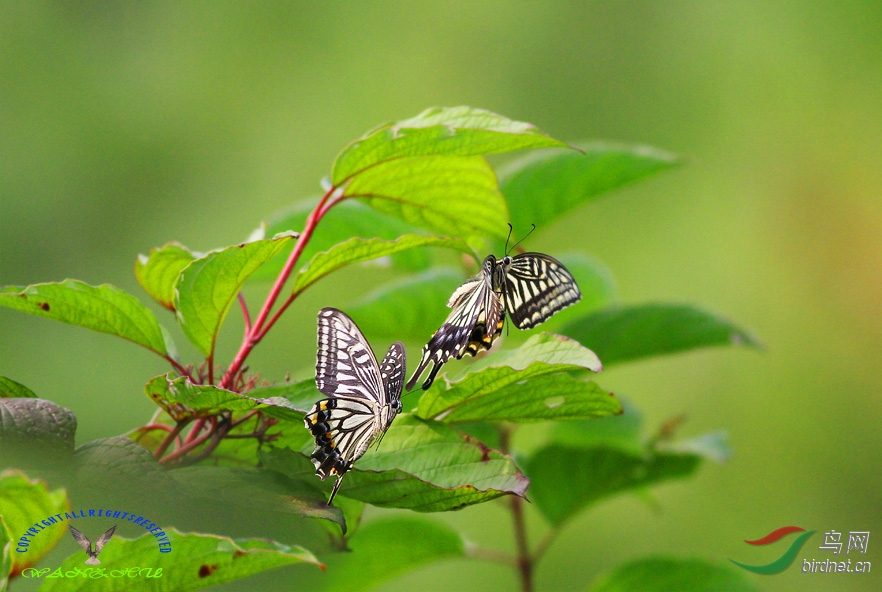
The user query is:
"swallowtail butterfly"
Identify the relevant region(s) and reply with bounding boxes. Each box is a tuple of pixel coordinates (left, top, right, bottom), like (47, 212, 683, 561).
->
(304, 307, 405, 506)
(406, 249, 580, 391)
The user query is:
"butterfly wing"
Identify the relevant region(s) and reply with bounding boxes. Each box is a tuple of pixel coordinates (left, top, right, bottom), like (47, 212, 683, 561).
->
(379, 341, 405, 423)
(406, 267, 496, 391)
(307, 308, 404, 506)
(503, 252, 582, 329)
(94, 525, 116, 555)
(68, 524, 92, 555)
(316, 307, 384, 402)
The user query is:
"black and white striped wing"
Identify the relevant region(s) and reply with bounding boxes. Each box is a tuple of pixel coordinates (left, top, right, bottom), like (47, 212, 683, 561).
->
(316, 307, 384, 402)
(379, 342, 405, 420)
(405, 273, 498, 391)
(503, 252, 581, 329)
(306, 308, 406, 505)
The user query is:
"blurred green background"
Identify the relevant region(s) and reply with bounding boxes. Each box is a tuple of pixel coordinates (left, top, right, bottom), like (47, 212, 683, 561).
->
(2, 2, 880, 591)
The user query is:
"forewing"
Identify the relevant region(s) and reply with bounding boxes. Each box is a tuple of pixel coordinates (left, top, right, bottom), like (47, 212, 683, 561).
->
(504, 252, 582, 329)
(68, 524, 92, 554)
(94, 525, 116, 554)
(316, 307, 384, 402)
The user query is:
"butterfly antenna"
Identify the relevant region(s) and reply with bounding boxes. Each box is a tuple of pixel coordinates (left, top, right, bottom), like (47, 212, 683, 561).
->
(504, 223, 515, 253)
(506, 223, 536, 255)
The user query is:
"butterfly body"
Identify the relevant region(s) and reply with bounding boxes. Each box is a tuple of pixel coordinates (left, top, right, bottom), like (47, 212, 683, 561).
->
(407, 252, 581, 391)
(305, 307, 405, 505)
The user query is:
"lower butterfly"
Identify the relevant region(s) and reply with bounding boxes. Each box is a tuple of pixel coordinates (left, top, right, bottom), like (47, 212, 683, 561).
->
(304, 307, 405, 506)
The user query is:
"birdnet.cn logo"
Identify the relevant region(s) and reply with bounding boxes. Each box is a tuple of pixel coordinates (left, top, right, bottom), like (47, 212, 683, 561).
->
(729, 526, 871, 575)
(17, 508, 170, 580)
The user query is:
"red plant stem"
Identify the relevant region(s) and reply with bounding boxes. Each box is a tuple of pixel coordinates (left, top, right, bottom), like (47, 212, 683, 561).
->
(184, 418, 208, 444)
(219, 186, 339, 389)
(153, 421, 186, 459)
(160, 417, 218, 465)
(238, 293, 251, 334)
(165, 356, 193, 381)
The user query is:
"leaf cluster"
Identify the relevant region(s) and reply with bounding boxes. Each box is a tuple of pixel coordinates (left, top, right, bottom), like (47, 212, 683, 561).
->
(0, 107, 758, 591)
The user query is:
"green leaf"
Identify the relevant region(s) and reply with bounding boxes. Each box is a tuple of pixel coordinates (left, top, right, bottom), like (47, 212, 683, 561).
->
(174, 232, 298, 357)
(254, 199, 431, 280)
(344, 155, 510, 240)
(560, 303, 761, 366)
(549, 397, 645, 455)
(305, 517, 465, 592)
(291, 235, 476, 297)
(461, 332, 603, 374)
(72, 437, 183, 504)
(0, 469, 69, 573)
(332, 106, 567, 184)
(262, 414, 528, 512)
(416, 333, 614, 424)
(588, 557, 759, 592)
(135, 241, 197, 311)
(0, 280, 174, 358)
(38, 528, 323, 592)
(0, 377, 36, 399)
(170, 467, 345, 532)
(499, 141, 681, 232)
(245, 380, 320, 416)
(144, 374, 304, 422)
(0, 399, 77, 464)
(346, 268, 464, 342)
(526, 445, 704, 526)
(0, 515, 10, 592)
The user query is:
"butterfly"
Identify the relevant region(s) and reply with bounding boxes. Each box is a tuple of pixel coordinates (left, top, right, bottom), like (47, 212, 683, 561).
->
(304, 307, 405, 506)
(407, 243, 581, 391)
(69, 524, 116, 565)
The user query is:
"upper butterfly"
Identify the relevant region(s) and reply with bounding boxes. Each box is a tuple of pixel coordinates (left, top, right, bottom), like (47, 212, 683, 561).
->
(304, 307, 405, 506)
(406, 250, 581, 391)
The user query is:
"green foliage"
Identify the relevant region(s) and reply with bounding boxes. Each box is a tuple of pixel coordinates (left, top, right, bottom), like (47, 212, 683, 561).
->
(0, 106, 756, 591)
(499, 141, 681, 232)
(332, 106, 567, 184)
(262, 414, 529, 512)
(256, 200, 429, 281)
(38, 529, 323, 592)
(561, 303, 761, 366)
(0, 470, 69, 573)
(306, 516, 464, 592)
(0, 378, 37, 400)
(135, 242, 197, 311)
(0, 281, 175, 359)
(291, 234, 476, 297)
(175, 231, 297, 357)
(0, 515, 10, 592)
(588, 557, 759, 592)
(0, 399, 77, 463)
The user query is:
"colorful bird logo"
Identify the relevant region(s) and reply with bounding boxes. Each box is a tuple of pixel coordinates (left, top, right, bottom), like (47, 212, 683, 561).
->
(729, 526, 815, 575)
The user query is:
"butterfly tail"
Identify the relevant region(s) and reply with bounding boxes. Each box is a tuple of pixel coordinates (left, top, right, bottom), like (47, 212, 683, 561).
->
(327, 474, 346, 507)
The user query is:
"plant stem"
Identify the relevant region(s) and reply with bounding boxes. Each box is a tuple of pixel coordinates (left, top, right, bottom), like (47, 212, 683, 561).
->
(219, 186, 338, 389)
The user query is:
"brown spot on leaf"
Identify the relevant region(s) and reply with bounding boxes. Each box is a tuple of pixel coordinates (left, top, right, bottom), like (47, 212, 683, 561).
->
(198, 564, 218, 578)
(232, 550, 246, 559)
(39, 302, 50, 311)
